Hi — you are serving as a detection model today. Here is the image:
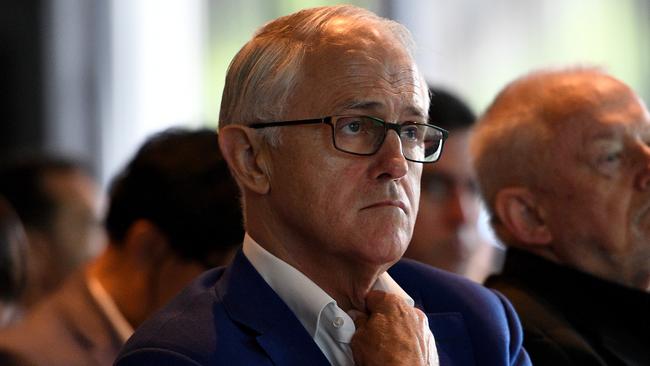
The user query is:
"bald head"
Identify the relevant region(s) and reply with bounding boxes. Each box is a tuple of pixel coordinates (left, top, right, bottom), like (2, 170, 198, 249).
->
(472, 68, 640, 213)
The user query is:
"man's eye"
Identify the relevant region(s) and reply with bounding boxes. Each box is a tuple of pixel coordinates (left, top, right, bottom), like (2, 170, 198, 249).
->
(594, 150, 623, 177)
(605, 153, 621, 162)
(338, 118, 367, 135)
(599, 151, 622, 164)
(402, 127, 418, 140)
(344, 121, 361, 133)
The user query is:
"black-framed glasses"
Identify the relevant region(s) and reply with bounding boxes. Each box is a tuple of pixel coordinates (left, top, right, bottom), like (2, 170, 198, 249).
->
(249, 115, 448, 163)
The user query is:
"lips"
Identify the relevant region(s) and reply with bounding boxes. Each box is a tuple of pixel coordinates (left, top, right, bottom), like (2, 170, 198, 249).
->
(363, 200, 408, 214)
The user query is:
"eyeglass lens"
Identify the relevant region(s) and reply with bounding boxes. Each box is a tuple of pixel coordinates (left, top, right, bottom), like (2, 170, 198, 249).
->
(332, 116, 444, 162)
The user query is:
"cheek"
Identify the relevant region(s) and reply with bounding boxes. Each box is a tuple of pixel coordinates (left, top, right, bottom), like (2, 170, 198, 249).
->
(405, 167, 421, 213)
(553, 189, 630, 252)
(630, 212, 650, 257)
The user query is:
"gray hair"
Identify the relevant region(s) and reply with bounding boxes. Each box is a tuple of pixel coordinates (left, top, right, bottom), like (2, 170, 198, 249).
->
(218, 5, 416, 144)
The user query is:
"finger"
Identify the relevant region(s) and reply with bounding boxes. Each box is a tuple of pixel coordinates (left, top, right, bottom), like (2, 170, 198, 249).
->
(365, 290, 404, 314)
(413, 308, 432, 358)
(351, 312, 368, 329)
(413, 308, 427, 323)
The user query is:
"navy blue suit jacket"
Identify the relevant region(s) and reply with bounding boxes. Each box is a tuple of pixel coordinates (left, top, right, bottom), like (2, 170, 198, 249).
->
(115, 251, 530, 365)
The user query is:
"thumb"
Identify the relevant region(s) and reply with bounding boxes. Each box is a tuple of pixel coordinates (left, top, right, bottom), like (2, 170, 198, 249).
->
(350, 311, 368, 329)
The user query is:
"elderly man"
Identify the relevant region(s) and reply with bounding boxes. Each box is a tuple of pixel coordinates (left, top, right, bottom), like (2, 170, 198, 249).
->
(116, 6, 529, 366)
(472, 68, 650, 365)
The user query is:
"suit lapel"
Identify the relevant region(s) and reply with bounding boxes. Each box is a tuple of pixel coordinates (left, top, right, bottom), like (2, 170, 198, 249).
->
(217, 251, 330, 366)
(426, 312, 476, 366)
(218, 253, 479, 366)
(402, 278, 476, 366)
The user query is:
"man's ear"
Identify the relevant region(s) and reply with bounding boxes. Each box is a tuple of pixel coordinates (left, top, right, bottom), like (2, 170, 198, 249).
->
(123, 219, 170, 265)
(494, 187, 552, 246)
(219, 126, 271, 195)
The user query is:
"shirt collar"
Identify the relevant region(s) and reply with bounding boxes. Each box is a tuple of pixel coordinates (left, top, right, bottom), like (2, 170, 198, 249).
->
(242, 233, 415, 338)
(85, 273, 134, 343)
(243, 233, 333, 338)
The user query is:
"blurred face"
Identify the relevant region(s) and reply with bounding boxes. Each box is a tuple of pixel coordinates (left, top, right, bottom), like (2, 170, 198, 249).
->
(540, 81, 650, 289)
(45, 170, 104, 271)
(406, 130, 481, 270)
(263, 27, 428, 271)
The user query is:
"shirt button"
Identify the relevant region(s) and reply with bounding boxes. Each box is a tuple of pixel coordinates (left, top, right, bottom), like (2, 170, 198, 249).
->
(333, 317, 344, 328)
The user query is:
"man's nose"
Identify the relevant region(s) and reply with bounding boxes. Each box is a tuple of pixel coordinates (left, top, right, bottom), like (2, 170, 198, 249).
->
(445, 188, 470, 227)
(374, 131, 408, 180)
(635, 145, 650, 191)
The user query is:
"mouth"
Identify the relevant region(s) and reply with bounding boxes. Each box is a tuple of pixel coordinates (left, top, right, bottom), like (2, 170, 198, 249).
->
(363, 200, 408, 214)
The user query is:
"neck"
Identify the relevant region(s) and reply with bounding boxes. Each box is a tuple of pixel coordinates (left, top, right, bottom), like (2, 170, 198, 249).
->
(297, 255, 383, 311)
(247, 224, 385, 312)
(87, 245, 150, 328)
(87, 244, 206, 328)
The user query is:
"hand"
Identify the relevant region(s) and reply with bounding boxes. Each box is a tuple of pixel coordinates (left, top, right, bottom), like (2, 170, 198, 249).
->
(350, 290, 431, 366)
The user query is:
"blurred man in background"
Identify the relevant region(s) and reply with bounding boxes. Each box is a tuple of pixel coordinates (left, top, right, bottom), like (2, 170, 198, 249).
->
(473, 67, 650, 365)
(405, 87, 503, 283)
(0, 157, 103, 307)
(0, 128, 244, 366)
(0, 196, 29, 327)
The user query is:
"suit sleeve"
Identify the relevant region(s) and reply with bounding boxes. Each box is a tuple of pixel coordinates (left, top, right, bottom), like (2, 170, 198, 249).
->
(114, 349, 204, 366)
(493, 291, 532, 366)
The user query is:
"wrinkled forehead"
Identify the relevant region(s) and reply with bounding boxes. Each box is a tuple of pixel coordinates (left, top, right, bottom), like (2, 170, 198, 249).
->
(289, 21, 427, 116)
(546, 78, 650, 150)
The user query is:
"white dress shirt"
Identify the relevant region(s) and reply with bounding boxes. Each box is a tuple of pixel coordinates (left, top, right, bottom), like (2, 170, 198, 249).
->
(243, 233, 438, 366)
(86, 274, 134, 343)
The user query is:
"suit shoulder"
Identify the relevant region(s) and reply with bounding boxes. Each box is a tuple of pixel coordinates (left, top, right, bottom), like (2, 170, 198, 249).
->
(486, 275, 598, 365)
(117, 267, 230, 365)
(390, 259, 498, 308)
(389, 260, 517, 331)
(390, 259, 531, 365)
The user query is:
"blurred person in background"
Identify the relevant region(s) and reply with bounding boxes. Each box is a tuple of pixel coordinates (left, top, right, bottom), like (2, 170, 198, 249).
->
(0, 157, 103, 307)
(405, 86, 504, 283)
(0, 127, 244, 366)
(473, 67, 650, 365)
(0, 195, 29, 327)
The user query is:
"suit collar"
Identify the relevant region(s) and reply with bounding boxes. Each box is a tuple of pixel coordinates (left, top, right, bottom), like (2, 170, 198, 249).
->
(216, 250, 330, 366)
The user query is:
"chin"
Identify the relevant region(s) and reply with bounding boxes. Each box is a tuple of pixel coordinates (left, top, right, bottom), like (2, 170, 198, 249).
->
(361, 237, 409, 266)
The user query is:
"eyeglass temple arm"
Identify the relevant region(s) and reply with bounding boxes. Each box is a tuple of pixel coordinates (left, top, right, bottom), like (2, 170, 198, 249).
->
(248, 118, 326, 129)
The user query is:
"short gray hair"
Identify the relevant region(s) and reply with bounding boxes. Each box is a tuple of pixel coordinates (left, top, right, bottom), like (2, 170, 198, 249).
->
(218, 5, 416, 143)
